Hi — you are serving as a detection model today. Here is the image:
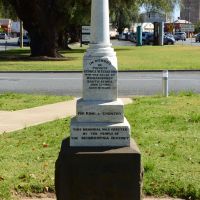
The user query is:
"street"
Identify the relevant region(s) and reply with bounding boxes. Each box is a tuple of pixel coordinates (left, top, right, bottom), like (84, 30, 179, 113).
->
(0, 72, 199, 96)
(0, 38, 19, 51)
(0, 38, 199, 96)
(1, 37, 200, 52)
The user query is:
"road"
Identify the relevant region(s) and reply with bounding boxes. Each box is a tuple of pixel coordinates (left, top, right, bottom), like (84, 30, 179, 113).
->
(0, 72, 199, 96)
(1, 37, 200, 52)
(0, 38, 19, 51)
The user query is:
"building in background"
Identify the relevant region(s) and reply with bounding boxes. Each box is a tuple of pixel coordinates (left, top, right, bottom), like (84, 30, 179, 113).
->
(181, 0, 200, 24)
(140, 11, 171, 23)
(0, 19, 12, 34)
(165, 19, 194, 37)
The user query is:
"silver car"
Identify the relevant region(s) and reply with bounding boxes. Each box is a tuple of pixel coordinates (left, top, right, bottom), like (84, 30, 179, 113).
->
(174, 32, 186, 41)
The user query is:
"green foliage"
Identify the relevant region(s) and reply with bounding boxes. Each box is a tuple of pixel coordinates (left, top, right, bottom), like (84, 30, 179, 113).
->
(0, 0, 16, 19)
(142, 0, 180, 13)
(110, 0, 140, 33)
(194, 20, 200, 33)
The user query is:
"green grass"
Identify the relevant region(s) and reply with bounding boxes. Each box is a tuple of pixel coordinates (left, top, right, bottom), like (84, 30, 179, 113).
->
(0, 94, 199, 199)
(0, 48, 84, 71)
(0, 119, 70, 200)
(125, 93, 200, 199)
(0, 93, 73, 111)
(0, 45, 200, 71)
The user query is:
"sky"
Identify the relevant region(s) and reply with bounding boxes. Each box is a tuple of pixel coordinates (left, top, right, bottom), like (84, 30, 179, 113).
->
(140, 4, 181, 21)
(173, 4, 180, 20)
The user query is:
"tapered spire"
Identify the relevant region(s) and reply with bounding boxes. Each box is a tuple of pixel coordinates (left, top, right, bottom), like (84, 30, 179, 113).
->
(86, 0, 115, 56)
(90, 0, 110, 46)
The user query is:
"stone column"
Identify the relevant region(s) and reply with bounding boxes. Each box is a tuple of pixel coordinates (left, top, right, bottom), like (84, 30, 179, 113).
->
(86, 0, 115, 56)
(90, 0, 110, 47)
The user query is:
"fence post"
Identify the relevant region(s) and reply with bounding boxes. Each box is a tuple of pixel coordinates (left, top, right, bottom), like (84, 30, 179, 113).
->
(5, 41, 7, 51)
(162, 70, 169, 97)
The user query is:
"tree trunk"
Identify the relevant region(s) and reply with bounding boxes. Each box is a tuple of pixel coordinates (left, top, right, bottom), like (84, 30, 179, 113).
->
(69, 26, 80, 43)
(29, 28, 61, 57)
(9, 0, 71, 58)
(58, 31, 71, 50)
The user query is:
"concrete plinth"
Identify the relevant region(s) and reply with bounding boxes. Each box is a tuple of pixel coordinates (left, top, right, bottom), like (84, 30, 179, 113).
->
(55, 138, 142, 200)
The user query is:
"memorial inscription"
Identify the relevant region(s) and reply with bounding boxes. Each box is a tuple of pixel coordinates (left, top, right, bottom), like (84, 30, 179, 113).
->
(70, 117, 130, 146)
(83, 58, 117, 101)
(84, 59, 116, 90)
(76, 98, 124, 123)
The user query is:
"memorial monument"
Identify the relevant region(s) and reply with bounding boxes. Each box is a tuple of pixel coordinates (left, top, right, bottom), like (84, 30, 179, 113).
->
(70, 0, 130, 147)
(55, 0, 142, 199)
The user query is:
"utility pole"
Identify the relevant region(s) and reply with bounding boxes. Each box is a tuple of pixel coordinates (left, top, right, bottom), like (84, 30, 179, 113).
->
(20, 20, 23, 48)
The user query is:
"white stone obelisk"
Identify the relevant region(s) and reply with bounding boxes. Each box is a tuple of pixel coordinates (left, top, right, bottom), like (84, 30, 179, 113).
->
(83, 0, 117, 100)
(87, 0, 114, 55)
(70, 0, 131, 147)
(90, 0, 110, 47)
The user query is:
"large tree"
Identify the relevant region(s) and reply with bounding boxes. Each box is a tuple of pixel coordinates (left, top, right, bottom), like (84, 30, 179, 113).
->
(110, 0, 180, 34)
(143, 0, 180, 13)
(0, 0, 16, 18)
(110, 0, 140, 34)
(2, 0, 75, 57)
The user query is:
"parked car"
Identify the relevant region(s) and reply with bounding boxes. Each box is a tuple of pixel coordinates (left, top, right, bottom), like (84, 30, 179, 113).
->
(195, 33, 200, 42)
(0, 33, 8, 40)
(174, 32, 186, 41)
(142, 32, 152, 45)
(129, 32, 136, 43)
(17, 35, 30, 46)
(164, 35, 175, 45)
(110, 30, 118, 39)
(145, 33, 154, 45)
(145, 33, 175, 45)
(118, 32, 131, 41)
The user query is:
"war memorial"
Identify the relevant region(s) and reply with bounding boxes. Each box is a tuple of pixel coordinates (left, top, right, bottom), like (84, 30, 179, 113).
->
(55, 0, 142, 199)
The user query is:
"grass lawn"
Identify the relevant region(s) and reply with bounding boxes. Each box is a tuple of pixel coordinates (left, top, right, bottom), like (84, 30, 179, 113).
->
(0, 93, 73, 111)
(0, 93, 199, 199)
(0, 45, 200, 71)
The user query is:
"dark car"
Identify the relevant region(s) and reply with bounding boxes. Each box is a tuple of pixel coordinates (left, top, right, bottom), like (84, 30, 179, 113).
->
(118, 32, 129, 40)
(142, 32, 152, 45)
(0, 33, 8, 40)
(174, 32, 186, 41)
(164, 35, 175, 45)
(17, 35, 30, 46)
(195, 33, 200, 42)
(145, 33, 154, 45)
(129, 32, 136, 43)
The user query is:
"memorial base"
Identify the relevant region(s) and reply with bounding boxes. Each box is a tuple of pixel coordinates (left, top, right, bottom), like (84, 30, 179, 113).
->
(55, 138, 142, 200)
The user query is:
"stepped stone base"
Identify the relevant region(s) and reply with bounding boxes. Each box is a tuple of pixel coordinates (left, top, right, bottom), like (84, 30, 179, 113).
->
(55, 138, 142, 200)
(70, 117, 130, 147)
(77, 98, 124, 123)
